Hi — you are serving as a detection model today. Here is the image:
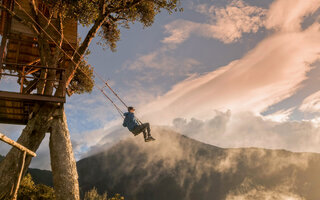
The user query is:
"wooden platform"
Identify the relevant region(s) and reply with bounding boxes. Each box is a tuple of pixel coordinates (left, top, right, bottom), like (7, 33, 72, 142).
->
(0, 91, 65, 125)
(0, 0, 75, 125)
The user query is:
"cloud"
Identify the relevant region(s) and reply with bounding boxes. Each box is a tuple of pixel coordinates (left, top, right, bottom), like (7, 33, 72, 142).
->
(226, 178, 305, 200)
(124, 46, 201, 76)
(142, 22, 320, 124)
(163, 0, 266, 44)
(299, 90, 320, 113)
(266, 0, 320, 31)
(172, 111, 320, 153)
(263, 107, 295, 122)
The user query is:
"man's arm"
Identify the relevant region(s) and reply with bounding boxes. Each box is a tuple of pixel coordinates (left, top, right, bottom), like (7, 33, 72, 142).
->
(122, 118, 127, 127)
(133, 115, 140, 126)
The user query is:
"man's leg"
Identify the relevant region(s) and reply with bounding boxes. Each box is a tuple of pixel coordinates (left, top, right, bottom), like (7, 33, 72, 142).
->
(142, 130, 148, 139)
(139, 123, 149, 139)
(143, 123, 155, 141)
(141, 123, 150, 137)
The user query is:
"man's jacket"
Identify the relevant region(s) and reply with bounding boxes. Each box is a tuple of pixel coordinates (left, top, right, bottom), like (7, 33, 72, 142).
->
(123, 112, 139, 131)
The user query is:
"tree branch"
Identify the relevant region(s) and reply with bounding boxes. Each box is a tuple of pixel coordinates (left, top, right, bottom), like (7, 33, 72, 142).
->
(65, 0, 147, 88)
(65, 15, 107, 87)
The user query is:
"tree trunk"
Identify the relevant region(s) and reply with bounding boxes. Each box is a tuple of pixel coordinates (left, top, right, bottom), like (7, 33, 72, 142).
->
(0, 103, 56, 199)
(49, 106, 80, 200)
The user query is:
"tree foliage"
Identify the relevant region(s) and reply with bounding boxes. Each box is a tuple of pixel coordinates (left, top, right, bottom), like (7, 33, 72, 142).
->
(84, 187, 125, 200)
(54, 0, 180, 49)
(68, 60, 95, 95)
(84, 187, 107, 200)
(35, 0, 181, 95)
(18, 173, 56, 200)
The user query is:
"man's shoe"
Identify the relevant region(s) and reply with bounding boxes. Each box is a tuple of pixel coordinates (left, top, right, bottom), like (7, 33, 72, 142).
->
(148, 136, 155, 141)
(145, 136, 156, 142)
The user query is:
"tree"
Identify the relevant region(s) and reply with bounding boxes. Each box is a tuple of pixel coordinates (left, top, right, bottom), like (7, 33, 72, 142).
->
(0, 0, 180, 199)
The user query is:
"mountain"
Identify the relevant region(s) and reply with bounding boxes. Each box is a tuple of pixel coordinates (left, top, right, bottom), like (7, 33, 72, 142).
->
(77, 127, 320, 200)
(0, 155, 53, 187)
(2, 128, 320, 199)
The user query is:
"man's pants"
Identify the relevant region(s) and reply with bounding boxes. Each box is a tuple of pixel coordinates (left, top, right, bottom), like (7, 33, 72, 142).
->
(132, 123, 151, 139)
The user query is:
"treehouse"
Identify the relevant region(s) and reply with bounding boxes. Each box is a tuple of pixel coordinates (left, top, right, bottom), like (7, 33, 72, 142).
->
(0, 0, 77, 124)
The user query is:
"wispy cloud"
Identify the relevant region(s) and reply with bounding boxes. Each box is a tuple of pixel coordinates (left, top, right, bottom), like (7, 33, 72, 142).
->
(143, 23, 320, 124)
(266, 0, 320, 31)
(300, 90, 320, 113)
(172, 111, 320, 153)
(226, 178, 305, 200)
(124, 46, 201, 76)
(163, 0, 266, 44)
(263, 107, 295, 122)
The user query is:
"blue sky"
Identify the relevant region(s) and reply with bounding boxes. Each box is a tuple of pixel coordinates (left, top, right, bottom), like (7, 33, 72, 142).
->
(2, 0, 320, 169)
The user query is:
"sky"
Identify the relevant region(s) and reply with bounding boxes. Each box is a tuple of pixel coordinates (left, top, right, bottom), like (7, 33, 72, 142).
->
(2, 0, 320, 169)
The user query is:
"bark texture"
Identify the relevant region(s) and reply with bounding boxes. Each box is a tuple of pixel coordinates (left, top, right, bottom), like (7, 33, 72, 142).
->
(0, 103, 56, 199)
(49, 107, 80, 200)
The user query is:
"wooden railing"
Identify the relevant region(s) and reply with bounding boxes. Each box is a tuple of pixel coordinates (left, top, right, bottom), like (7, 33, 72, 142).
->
(0, 133, 36, 200)
(0, 62, 66, 101)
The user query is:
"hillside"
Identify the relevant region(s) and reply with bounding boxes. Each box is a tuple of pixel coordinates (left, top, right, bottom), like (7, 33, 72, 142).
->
(2, 128, 320, 199)
(77, 127, 320, 200)
(0, 155, 53, 187)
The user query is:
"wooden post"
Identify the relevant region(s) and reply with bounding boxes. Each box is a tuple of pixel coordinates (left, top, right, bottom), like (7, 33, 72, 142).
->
(0, 0, 14, 79)
(20, 66, 25, 93)
(0, 28, 8, 78)
(61, 69, 66, 98)
(12, 151, 26, 200)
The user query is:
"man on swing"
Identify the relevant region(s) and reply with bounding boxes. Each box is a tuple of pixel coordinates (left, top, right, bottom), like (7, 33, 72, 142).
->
(123, 106, 155, 142)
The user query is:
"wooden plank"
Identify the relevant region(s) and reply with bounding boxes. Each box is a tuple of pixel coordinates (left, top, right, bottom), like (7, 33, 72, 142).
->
(0, 112, 27, 116)
(0, 133, 36, 157)
(0, 105, 24, 109)
(3, 62, 65, 70)
(12, 151, 26, 200)
(0, 118, 27, 125)
(0, 91, 65, 103)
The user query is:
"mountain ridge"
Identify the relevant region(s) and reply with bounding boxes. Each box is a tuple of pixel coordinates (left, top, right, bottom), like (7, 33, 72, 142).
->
(77, 127, 320, 200)
(2, 128, 320, 199)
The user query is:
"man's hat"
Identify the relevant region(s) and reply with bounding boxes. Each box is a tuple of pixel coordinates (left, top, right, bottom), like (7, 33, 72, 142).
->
(128, 106, 135, 111)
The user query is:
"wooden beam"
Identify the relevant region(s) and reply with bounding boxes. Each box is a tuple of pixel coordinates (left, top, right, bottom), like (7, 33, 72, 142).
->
(25, 67, 40, 75)
(12, 151, 26, 200)
(0, 91, 65, 103)
(0, 112, 28, 116)
(23, 78, 38, 94)
(26, 58, 40, 65)
(0, 118, 27, 125)
(0, 26, 8, 78)
(3, 62, 65, 71)
(0, 133, 36, 157)
(0, 105, 24, 109)
(20, 65, 25, 93)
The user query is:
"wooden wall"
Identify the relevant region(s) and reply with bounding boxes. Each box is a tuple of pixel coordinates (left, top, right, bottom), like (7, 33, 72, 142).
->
(8, 0, 77, 45)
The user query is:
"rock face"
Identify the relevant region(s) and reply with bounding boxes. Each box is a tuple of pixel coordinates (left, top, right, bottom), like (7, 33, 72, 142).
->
(77, 127, 320, 200)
